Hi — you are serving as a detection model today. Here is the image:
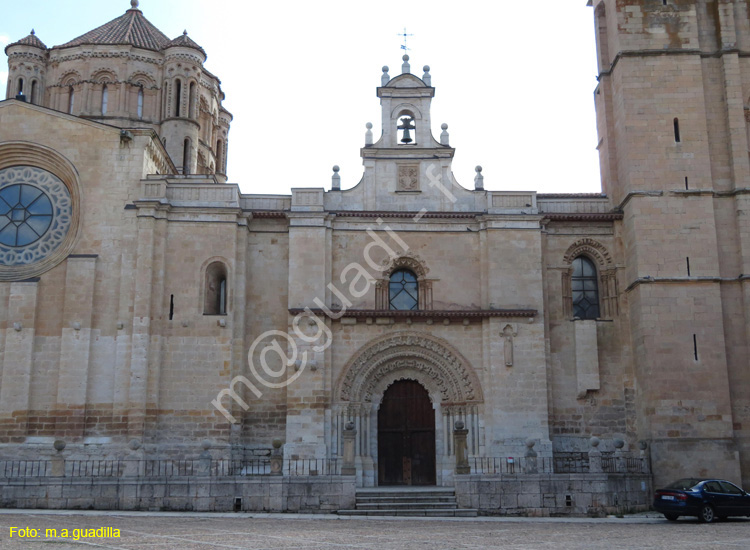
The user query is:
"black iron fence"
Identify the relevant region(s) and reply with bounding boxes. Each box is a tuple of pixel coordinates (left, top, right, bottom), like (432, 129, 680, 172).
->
(0, 457, 345, 478)
(469, 453, 649, 475)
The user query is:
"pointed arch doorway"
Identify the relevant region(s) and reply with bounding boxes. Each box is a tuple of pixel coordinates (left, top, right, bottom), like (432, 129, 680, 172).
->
(377, 380, 436, 485)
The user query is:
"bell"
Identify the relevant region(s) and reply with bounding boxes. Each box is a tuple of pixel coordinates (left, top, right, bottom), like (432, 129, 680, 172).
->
(398, 116, 415, 144)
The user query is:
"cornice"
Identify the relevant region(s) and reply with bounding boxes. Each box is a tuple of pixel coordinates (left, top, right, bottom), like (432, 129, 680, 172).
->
(289, 308, 538, 319)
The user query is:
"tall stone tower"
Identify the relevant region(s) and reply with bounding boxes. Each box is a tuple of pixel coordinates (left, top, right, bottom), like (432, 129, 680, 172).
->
(591, 0, 750, 485)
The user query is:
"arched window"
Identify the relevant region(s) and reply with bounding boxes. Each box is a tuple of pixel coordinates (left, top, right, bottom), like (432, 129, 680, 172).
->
(174, 79, 182, 117)
(67, 86, 75, 114)
(216, 139, 224, 173)
(204, 262, 228, 315)
(182, 138, 191, 175)
(17, 77, 24, 96)
(137, 88, 144, 118)
(188, 81, 195, 119)
(571, 256, 600, 319)
(30, 80, 37, 104)
(389, 269, 418, 310)
(101, 84, 108, 114)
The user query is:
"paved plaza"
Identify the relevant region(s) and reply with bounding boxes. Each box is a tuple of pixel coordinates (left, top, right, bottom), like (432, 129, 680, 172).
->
(0, 510, 748, 550)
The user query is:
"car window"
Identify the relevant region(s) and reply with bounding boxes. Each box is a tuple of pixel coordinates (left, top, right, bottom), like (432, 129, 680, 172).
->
(665, 479, 702, 490)
(704, 481, 722, 493)
(718, 481, 744, 495)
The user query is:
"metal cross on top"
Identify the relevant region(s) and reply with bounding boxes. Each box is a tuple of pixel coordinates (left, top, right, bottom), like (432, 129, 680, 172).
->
(398, 28, 414, 52)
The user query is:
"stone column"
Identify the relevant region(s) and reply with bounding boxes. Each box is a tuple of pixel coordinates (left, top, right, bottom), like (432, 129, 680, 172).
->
(51, 440, 66, 477)
(270, 439, 283, 476)
(614, 439, 626, 473)
(524, 438, 538, 474)
(588, 436, 602, 473)
(341, 422, 356, 475)
(453, 420, 469, 475)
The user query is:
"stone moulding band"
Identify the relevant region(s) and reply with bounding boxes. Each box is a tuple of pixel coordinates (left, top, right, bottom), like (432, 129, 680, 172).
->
(289, 308, 537, 319)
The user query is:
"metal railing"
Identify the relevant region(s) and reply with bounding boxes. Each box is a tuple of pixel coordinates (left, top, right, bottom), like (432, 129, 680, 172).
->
(468, 453, 649, 475)
(284, 458, 340, 476)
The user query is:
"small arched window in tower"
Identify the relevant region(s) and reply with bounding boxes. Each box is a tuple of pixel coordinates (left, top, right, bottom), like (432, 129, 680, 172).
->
(188, 82, 195, 119)
(30, 80, 37, 104)
(137, 88, 144, 118)
(389, 269, 419, 310)
(571, 256, 600, 320)
(183, 138, 191, 175)
(673, 117, 681, 143)
(101, 84, 108, 115)
(204, 262, 228, 315)
(17, 77, 24, 97)
(174, 79, 182, 117)
(216, 139, 224, 173)
(68, 86, 75, 114)
(397, 114, 416, 145)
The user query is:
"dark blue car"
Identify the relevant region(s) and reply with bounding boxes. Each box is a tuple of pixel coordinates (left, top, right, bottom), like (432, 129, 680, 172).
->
(653, 478, 750, 522)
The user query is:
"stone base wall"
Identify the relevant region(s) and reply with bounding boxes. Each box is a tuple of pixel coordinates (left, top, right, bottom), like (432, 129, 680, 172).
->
(0, 475, 356, 513)
(455, 473, 652, 516)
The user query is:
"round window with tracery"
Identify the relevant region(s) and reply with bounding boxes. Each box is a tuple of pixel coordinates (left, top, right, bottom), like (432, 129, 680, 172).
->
(0, 166, 72, 266)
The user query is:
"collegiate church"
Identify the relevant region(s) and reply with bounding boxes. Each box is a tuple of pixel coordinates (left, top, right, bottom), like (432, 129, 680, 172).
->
(0, 0, 748, 511)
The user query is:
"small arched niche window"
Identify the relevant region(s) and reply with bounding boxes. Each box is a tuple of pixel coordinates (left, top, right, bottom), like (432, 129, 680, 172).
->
(182, 138, 191, 175)
(188, 81, 196, 119)
(137, 88, 144, 118)
(389, 269, 418, 310)
(204, 261, 228, 315)
(571, 256, 600, 319)
(101, 84, 108, 115)
(67, 86, 75, 114)
(30, 80, 37, 104)
(174, 79, 182, 117)
(17, 77, 24, 96)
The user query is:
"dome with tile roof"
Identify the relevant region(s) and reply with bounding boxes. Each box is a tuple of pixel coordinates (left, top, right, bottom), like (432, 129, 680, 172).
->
(4, 1, 232, 182)
(4, 30, 47, 54)
(55, 2, 169, 52)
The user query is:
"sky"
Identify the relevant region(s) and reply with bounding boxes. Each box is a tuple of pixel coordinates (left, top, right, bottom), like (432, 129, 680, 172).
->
(1, 0, 603, 196)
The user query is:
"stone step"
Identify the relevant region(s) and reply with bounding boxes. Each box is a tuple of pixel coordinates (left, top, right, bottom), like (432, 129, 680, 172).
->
(356, 495, 457, 503)
(338, 508, 479, 517)
(356, 501, 458, 510)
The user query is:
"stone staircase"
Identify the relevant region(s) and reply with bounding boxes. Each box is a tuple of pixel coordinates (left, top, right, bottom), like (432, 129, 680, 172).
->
(338, 486, 478, 517)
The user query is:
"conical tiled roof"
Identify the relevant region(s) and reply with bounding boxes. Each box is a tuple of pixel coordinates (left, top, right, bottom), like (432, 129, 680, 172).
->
(56, 5, 170, 52)
(5, 30, 47, 53)
(163, 31, 206, 58)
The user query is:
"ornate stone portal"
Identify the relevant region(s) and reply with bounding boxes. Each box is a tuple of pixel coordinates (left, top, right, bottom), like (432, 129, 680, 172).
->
(333, 332, 484, 487)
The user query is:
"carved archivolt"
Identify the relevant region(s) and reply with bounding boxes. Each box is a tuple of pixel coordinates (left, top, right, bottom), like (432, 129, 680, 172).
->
(334, 332, 483, 405)
(563, 238, 612, 267)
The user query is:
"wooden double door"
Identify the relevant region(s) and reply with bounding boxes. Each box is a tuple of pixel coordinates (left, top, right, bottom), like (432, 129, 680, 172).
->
(377, 380, 436, 486)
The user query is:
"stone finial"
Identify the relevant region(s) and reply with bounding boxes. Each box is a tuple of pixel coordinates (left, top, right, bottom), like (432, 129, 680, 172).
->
(589, 436, 601, 448)
(440, 123, 449, 146)
(130, 0, 140, 9)
(201, 439, 211, 451)
(474, 165, 484, 190)
(272, 438, 283, 449)
(13, 322, 22, 331)
(422, 65, 431, 86)
(381, 66, 390, 86)
(332, 165, 341, 191)
(30, 29, 35, 35)
(53, 439, 66, 452)
(613, 438, 625, 449)
(183, 30, 188, 36)
(401, 54, 410, 74)
(345, 421, 355, 431)
(365, 122, 373, 146)
(128, 438, 141, 451)
(454, 420, 465, 430)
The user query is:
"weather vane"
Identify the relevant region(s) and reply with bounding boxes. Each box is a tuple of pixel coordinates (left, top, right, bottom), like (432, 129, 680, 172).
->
(398, 28, 414, 53)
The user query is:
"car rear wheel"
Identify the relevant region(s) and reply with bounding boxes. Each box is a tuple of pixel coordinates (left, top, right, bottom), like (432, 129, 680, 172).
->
(698, 504, 715, 523)
(663, 513, 679, 521)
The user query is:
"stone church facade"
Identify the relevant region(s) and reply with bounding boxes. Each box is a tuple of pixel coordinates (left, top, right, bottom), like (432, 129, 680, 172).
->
(0, 0, 748, 513)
